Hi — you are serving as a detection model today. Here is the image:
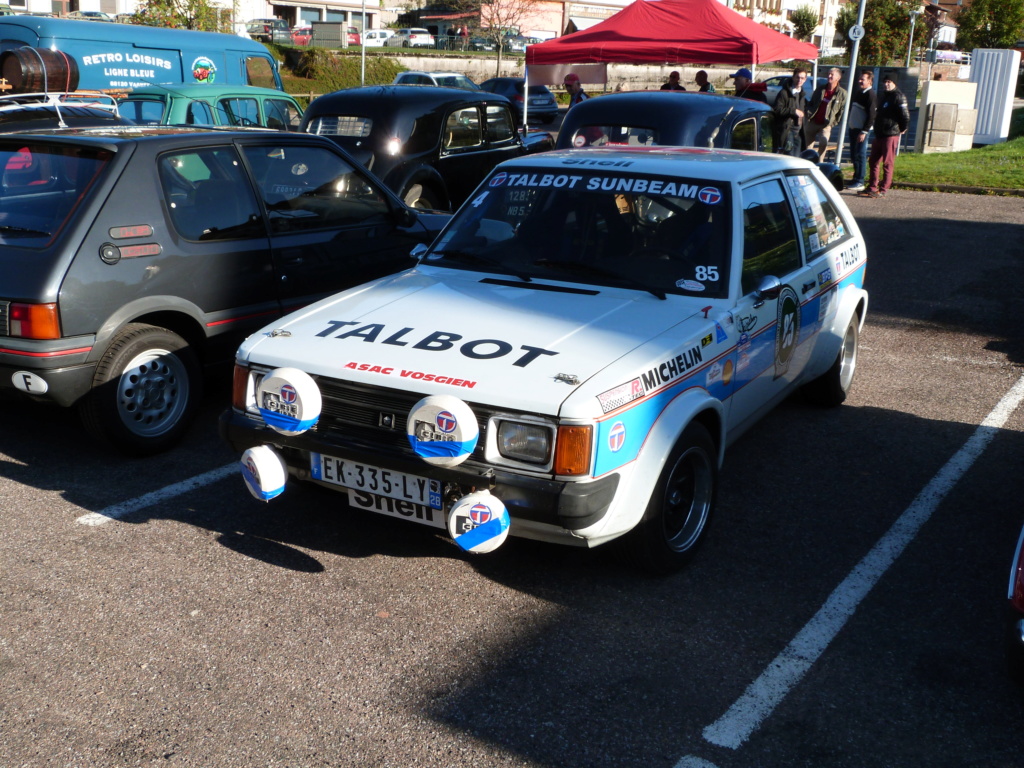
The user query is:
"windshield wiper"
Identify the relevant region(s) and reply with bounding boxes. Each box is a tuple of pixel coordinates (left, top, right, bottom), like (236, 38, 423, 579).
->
(534, 258, 665, 300)
(432, 249, 532, 283)
(0, 225, 51, 237)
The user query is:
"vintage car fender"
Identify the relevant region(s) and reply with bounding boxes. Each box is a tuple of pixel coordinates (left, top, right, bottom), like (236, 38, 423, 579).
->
(807, 282, 868, 381)
(572, 389, 726, 543)
(387, 164, 450, 210)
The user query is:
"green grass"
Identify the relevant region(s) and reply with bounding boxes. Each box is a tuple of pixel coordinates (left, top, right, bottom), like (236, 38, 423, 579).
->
(894, 107, 1024, 190)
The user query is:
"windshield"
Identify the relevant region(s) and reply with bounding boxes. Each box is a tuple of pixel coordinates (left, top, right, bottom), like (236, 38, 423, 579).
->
(0, 143, 113, 248)
(426, 168, 732, 298)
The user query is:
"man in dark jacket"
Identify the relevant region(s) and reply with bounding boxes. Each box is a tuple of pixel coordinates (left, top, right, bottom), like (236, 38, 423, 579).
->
(860, 74, 910, 198)
(773, 68, 808, 156)
(846, 71, 877, 191)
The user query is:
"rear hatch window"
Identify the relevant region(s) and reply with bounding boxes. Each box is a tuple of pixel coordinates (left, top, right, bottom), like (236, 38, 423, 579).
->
(0, 143, 112, 248)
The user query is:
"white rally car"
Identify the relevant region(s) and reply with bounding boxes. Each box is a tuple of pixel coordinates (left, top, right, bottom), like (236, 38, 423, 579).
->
(220, 148, 868, 573)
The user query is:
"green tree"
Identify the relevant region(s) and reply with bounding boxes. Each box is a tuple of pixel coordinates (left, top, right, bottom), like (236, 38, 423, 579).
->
(835, 0, 920, 65)
(955, 0, 1024, 50)
(131, 0, 221, 31)
(789, 5, 819, 42)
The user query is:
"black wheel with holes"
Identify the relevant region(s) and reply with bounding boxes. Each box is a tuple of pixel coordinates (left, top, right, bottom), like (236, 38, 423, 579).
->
(78, 323, 201, 456)
(618, 422, 717, 575)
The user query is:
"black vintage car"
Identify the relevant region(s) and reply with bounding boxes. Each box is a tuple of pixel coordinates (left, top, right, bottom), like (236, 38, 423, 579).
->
(555, 91, 843, 189)
(0, 128, 448, 455)
(302, 85, 553, 210)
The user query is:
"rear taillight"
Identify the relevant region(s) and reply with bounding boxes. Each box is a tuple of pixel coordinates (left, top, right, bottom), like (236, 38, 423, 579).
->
(9, 303, 60, 339)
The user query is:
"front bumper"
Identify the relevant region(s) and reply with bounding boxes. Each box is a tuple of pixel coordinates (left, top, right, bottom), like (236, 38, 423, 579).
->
(220, 409, 618, 533)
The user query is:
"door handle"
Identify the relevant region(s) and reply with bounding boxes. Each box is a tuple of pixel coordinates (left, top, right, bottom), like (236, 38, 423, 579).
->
(802, 281, 815, 294)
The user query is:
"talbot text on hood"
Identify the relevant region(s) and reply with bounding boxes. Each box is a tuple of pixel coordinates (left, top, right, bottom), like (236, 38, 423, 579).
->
(314, 321, 559, 368)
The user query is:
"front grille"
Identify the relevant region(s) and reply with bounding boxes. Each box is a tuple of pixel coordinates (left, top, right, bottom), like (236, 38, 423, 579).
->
(0, 301, 8, 336)
(311, 376, 492, 461)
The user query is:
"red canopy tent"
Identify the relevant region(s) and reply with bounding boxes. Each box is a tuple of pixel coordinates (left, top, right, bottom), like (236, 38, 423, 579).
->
(525, 0, 819, 71)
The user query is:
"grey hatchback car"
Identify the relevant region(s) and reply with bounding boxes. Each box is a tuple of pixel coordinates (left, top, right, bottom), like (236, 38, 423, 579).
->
(0, 128, 448, 454)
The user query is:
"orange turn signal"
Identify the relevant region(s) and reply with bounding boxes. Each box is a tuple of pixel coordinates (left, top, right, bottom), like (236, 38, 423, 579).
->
(9, 303, 60, 340)
(553, 425, 592, 476)
(231, 364, 249, 410)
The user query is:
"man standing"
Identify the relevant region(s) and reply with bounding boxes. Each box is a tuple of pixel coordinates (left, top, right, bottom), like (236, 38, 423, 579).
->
(860, 74, 909, 198)
(563, 73, 588, 109)
(661, 71, 686, 91)
(846, 71, 877, 191)
(773, 68, 808, 156)
(728, 68, 767, 102)
(803, 67, 847, 162)
(695, 70, 715, 93)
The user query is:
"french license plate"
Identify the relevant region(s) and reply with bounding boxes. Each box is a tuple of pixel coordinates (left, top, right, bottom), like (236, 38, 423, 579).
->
(311, 453, 445, 528)
(529, 98, 544, 105)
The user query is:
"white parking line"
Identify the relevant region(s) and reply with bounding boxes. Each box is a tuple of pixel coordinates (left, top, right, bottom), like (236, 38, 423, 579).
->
(688, 372, 1024, 755)
(76, 463, 238, 526)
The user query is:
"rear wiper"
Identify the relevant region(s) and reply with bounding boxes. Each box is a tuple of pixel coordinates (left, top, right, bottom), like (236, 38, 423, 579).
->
(0, 225, 51, 237)
(433, 249, 532, 282)
(534, 258, 666, 300)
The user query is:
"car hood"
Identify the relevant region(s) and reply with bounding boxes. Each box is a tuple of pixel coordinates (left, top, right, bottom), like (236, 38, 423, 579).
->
(239, 267, 705, 416)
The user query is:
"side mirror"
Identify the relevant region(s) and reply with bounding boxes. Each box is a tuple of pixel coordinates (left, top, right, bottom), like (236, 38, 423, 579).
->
(397, 206, 419, 228)
(410, 242, 428, 260)
(754, 275, 782, 308)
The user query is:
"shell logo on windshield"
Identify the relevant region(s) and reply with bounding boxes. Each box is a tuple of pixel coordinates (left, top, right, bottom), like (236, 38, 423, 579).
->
(191, 57, 216, 84)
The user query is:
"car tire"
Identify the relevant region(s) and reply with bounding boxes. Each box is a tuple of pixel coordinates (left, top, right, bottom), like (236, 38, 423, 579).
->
(618, 422, 717, 575)
(803, 314, 859, 406)
(79, 323, 202, 456)
(403, 183, 443, 210)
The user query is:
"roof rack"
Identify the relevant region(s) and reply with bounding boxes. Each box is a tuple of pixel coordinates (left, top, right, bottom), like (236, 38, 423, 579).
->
(0, 90, 121, 127)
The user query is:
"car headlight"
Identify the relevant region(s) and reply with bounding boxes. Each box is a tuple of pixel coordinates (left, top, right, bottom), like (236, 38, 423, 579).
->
(497, 420, 551, 464)
(385, 137, 402, 155)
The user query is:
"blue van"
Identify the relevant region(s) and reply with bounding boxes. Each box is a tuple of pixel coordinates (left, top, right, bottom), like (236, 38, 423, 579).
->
(0, 17, 282, 92)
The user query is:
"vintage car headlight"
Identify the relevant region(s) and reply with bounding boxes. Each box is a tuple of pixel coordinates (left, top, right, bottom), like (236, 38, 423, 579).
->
(497, 420, 551, 464)
(385, 137, 402, 155)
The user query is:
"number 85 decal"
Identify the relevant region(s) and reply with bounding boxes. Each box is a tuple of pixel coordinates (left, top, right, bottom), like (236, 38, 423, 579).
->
(695, 265, 719, 281)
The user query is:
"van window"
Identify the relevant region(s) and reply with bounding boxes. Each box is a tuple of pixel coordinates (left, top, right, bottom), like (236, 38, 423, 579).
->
(245, 56, 277, 89)
(159, 147, 262, 241)
(0, 144, 112, 248)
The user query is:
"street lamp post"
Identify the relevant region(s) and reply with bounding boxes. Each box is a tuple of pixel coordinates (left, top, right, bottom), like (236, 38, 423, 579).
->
(906, 9, 922, 68)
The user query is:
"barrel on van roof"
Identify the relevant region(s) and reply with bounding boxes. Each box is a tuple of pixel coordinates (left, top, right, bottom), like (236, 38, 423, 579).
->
(0, 17, 282, 92)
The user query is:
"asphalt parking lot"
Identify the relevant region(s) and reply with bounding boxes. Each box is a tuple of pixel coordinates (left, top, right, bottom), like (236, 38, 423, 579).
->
(2, 188, 1023, 767)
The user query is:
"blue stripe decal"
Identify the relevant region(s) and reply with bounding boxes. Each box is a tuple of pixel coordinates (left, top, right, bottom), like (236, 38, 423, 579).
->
(408, 436, 477, 459)
(455, 516, 509, 551)
(258, 409, 318, 433)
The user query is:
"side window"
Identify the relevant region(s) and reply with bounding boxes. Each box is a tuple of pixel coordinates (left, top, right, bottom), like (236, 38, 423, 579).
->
(740, 179, 800, 294)
(158, 147, 262, 242)
(242, 144, 390, 234)
(219, 98, 259, 126)
(185, 100, 215, 126)
(760, 116, 775, 153)
(786, 173, 850, 256)
(485, 105, 514, 143)
(265, 99, 301, 131)
(731, 118, 756, 151)
(443, 108, 482, 149)
(245, 56, 277, 89)
(120, 99, 164, 125)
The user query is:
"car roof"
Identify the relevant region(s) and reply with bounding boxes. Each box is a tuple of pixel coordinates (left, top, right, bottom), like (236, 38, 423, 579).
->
(123, 84, 297, 100)
(0, 126, 325, 147)
(565, 91, 771, 121)
(496, 147, 815, 182)
(306, 85, 510, 117)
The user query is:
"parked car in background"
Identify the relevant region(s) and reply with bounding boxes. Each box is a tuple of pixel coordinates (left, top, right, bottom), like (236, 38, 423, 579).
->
(393, 71, 480, 90)
(468, 37, 495, 52)
(246, 18, 291, 44)
(555, 91, 844, 190)
(0, 91, 129, 132)
(762, 74, 828, 107)
(501, 35, 532, 52)
(388, 28, 434, 48)
(302, 85, 552, 210)
(220, 148, 868, 572)
(362, 28, 394, 47)
(0, 128, 448, 455)
(65, 10, 112, 21)
(480, 77, 558, 124)
(290, 24, 311, 45)
(119, 85, 303, 130)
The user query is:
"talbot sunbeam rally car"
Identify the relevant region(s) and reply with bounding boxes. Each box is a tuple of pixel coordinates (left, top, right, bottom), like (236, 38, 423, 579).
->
(221, 148, 868, 572)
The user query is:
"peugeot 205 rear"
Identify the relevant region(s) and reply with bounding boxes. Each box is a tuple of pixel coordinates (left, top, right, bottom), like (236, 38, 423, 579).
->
(221, 148, 868, 572)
